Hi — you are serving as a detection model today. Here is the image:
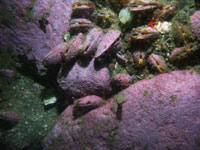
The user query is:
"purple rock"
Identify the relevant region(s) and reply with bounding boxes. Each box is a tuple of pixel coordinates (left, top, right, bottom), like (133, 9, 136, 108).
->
(0, 0, 72, 76)
(57, 59, 112, 98)
(112, 73, 131, 88)
(73, 95, 104, 117)
(34, 0, 72, 48)
(0, 111, 20, 123)
(190, 10, 200, 40)
(43, 70, 200, 150)
(43, 42, 68, 67)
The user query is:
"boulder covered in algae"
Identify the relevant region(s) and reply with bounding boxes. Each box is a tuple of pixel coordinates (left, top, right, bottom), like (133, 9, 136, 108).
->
(0, 0, 72, 76)
(190, 10, 200, 40)
(57, 59, 112, 98)
(43, 70, 200, 150)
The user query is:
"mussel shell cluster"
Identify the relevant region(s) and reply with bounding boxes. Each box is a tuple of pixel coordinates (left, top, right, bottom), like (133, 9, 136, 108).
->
(43, 0, 199, 76)
(43, 0, 122, 68)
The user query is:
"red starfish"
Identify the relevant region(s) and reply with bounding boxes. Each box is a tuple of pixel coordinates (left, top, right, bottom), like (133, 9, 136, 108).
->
(145, 19, 158, 29)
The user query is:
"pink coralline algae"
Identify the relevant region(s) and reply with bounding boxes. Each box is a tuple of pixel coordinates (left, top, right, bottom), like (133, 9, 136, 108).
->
(43, 70, 200, 150)
(190, 10, 200, 40)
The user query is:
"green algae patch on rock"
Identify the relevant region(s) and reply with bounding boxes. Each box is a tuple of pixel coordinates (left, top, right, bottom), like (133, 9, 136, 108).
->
(143, 87, 151, 96)
(195, 137, 200, 148)
(110, 91, 128, 113)
(0, 7, 16, 25)
(103, 126, 119, 150)
(169, 94, 178, 104)
(26, 0, 35, 21)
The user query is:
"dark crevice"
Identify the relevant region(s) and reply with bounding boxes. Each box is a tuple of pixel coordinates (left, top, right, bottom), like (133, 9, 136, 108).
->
(39, 18, 48, 33)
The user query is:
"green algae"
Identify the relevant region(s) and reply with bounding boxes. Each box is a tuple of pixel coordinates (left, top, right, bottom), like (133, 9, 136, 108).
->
(169, 94, 178, 104)
(110, 91, 128, 113)
(0, 8, 16, 26)
(103, 126, 119, 150)
(195, 137, 200, 149)
(143, 88, 150, 96)
(0, 45, 17, 69)
(158, 99, 164, 104)
(26, 0, 35, 22)
(189, 65, 200, 75)
(0, 74, 58, 149)
(0, 46, 58, 149)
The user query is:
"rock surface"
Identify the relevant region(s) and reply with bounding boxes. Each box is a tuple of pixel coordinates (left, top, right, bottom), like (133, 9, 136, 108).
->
(0, 0, 72, 75)
(73, 95, 105, 118)
(190, 10, 200, 40)
(112, 73, 131, 89)
(57, 59, 111, 98)
(43, 70, 200, 150)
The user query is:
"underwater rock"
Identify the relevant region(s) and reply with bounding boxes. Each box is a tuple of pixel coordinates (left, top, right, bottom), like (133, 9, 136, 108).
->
(0, 111, 20, 123)
(34, 0, 72, 48)
(190, 10, 200, 41)
(112, 73, 131, 88)
(73, 95, 104, 117)
(43, 70, 200, 150)
(57, 59, 111, 98)
(43, 42, 68, 68)
(0, 0, 72, 76)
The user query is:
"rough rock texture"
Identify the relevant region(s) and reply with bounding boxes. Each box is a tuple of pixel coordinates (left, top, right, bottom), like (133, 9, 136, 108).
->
(43, 42, 68, 68)
(190, 10, 200, 40)
(43, 71, 200, 150)
(0, 0, 72, 75)
(112, 73, 131, 88)
(57, 59, 111, 98)
(34, 0, 72, 48)
(73, 95, 105, 118)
